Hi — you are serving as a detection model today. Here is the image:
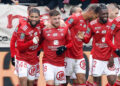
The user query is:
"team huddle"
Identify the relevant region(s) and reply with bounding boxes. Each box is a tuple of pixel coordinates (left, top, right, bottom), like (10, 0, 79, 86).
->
(10, 3, 120, 86)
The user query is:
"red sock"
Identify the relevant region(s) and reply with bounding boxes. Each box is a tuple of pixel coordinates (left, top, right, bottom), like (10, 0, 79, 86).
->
(33, 79, 38, 86)
(46, 84, 55, 86)
(86, 81, 93, 86)
(114, 80, 120, 86)
(73, 83, 86, 86)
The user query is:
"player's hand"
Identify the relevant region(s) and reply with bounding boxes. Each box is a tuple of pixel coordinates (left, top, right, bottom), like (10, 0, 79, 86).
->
(33, 36, 39, 44)
(107, 55, 114, 68)
(56, 46, 67, 55)
(11, 57, 15, 66)
(60, 20, 66, 27)
(77, 31, 84, 40)
(115, 49, 120, 57)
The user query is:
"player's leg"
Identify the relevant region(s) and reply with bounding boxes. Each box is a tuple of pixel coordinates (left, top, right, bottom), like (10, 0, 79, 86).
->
(114, 57, 120, 85)
(64, 57, 75, 86)
(92, 59, 105, 86)
(54, 65, 66, 86)
(86, 55, 94, 86)
(15, 59, 28, 86)
(34, 63, 40, 86)
(70, 73, 77, 85)
(105, 59, 117, 86)
(43, 63, 55, 86)
(74, 58, 86, 85)
(27, 63, 40, 86)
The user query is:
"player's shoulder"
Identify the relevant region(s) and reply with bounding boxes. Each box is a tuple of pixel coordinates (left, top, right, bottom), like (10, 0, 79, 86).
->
(90, 19, 97, 26)
(113, 16, 120, 23)
(19, 17, 28, 23)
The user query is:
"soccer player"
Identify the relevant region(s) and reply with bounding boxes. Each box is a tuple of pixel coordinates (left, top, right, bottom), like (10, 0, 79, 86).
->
(105, 5, 120, 86)
(10, 6, 42, 86)
(65, 4, 100, 86)
(13, 8, 43, 86)
(10, 5, 35, 66)
(42, 10, 72, 86)
(78, 4, 117, 86)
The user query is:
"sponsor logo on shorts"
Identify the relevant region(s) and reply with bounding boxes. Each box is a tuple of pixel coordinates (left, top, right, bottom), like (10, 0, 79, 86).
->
(80, 60, 86, 70)
(56, 71, 65, 81)
(28, 66, 36, 76)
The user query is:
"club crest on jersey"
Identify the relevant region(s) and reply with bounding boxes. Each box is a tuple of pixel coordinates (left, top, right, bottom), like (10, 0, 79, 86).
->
(111, 24, 116, 30)
(68, 18, 73, 24)
(83, 24, 86, 28)
(47, 34, 50, 36)
(53, 40, 59, 45)
(20, 33, 25, 39)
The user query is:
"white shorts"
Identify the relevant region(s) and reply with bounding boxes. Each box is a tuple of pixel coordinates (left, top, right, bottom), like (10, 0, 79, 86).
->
(15, 59, 40, 80)
(92, 59, 117, 77)
(114, 57, 120, 76)
(65, 57, 86, 76)
(70, 73, 77, 79)
(43, 63, 66, 85)
(89, 55, 93, 75)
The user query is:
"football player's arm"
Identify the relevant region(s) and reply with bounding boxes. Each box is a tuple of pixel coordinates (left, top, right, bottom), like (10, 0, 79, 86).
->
(105, 30, 117, 51)
(65, 14, 77, 29)
(17, 29, 38, 52)
(10, 32, 17, 58)
(83, 24, 93, 43)
(105, 19, 120, 51)
(106, 20, 120, 56)
(56, 27, 72, 55)
(65, 28, 72, 48)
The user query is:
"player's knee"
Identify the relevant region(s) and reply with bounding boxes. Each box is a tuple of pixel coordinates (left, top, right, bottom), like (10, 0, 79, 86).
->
(76, 74, 86, 84)
(107, 75, 116, 85)
(93, 77, 101, 84)
(117, 76, 120, 80)
(19, 77, 27, 85)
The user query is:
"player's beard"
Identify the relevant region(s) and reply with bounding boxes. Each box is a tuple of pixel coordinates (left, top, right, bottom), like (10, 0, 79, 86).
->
(101, 19, 107, 24)
(28, 19, 40, 28)
(52, 23, 60, 28)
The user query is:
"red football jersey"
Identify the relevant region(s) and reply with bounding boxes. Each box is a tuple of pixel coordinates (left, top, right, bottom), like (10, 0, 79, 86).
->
(106, 16, 120, 57)
(65, 13, 88, 59)
(10, 17, 28, 58)
(84, 19, 112, 61)
(42, 26, 71, 66)
(16, 19, 44, 65)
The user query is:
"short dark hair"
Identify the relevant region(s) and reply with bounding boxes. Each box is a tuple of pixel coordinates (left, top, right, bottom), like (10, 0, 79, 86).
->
(49, 10, 60, 17)
(70, 7, 77, 15)
(85, 4, 101, 14)
(29, 8, 40, 16)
